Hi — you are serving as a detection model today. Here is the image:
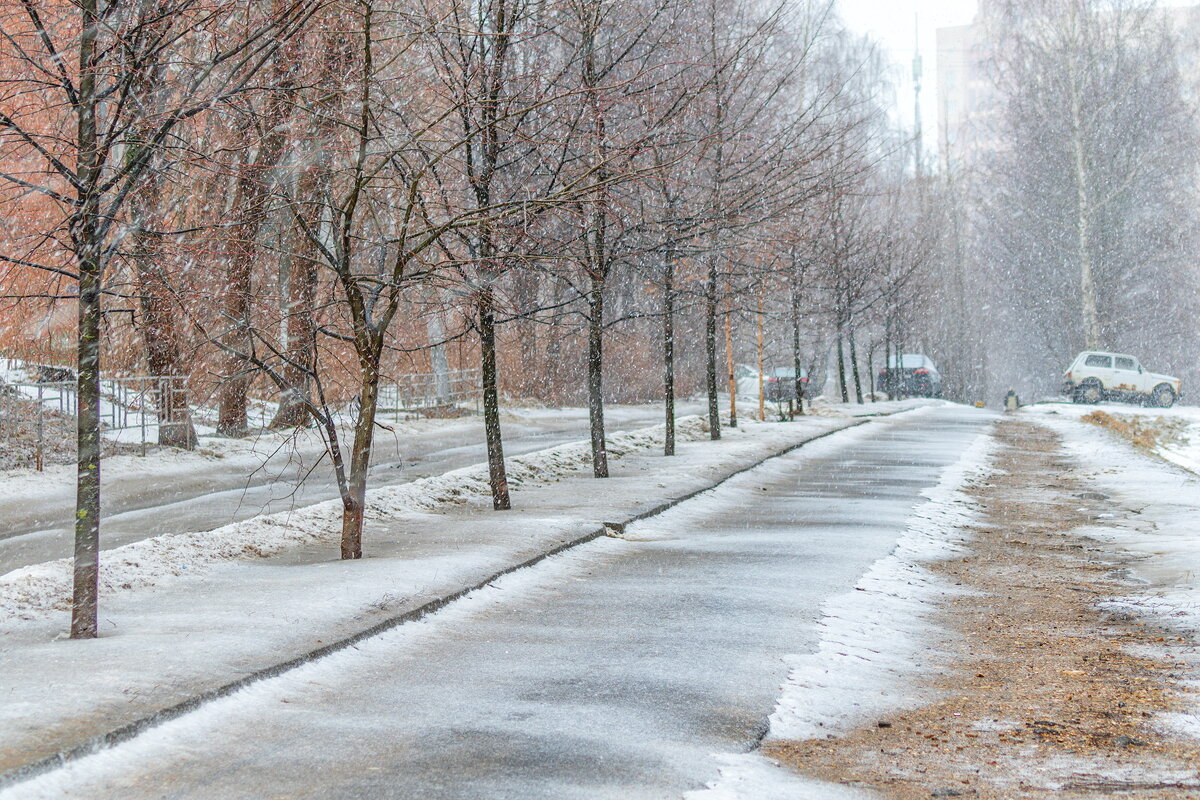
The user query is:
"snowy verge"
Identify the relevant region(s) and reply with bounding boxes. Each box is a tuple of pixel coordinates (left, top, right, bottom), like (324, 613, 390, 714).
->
(682, 753, 877, 800)
(1027, 410, 1200, 739)
(0, 417, 708, 622)
(768, 428, 993, 739)
(1024, 401, 1200, 476)
(688, 426, 996, 799)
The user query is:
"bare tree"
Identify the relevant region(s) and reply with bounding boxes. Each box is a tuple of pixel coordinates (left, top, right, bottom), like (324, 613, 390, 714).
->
(0, 0, 317, 637)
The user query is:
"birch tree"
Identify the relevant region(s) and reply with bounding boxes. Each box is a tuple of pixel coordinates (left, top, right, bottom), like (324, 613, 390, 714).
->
(984, 0, 1196, 362)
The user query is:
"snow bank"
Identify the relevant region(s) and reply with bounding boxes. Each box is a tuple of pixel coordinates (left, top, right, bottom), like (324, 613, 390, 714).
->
(0, 416, 708, 623)
(1025, 401, 1200, 476)
(684, 753, 877, 800)
(768, 427, 993, 738)
(688, 427, 996, 800)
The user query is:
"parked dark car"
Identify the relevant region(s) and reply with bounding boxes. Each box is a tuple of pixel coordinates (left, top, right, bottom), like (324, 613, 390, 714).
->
(764, 367, 809, 403)
(877, 354, 942, 398)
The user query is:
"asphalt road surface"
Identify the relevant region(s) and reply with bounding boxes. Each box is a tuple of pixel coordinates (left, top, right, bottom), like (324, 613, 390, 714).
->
(9, 405, 991, 799)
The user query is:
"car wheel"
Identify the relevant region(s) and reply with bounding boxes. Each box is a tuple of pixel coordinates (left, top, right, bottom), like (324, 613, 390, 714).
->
(1075, 381, 1102, 404)
(1152, 384, 1176, 408)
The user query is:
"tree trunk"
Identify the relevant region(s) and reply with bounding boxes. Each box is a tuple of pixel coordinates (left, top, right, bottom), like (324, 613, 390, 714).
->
(704, 255, 721, 440)
(883, 327, 892, 399)
(542, 282, 565, 403)
(837, 331, 849, 403)
(1071, 112, 1099, 349)
(511, 270, 541, 399)
(479, 281, 511, 509)
(341, 360, 381, 560)
(756, 288, 764, 422)
(1066, 4, 1101, 350)
(724, 289, 737, 429)
(867, 343, 877, 403)
(269, 177, 321, 430)
(587, 274, 608, 478)
(139, 279, 197, 449)
(130, 188, 197, 449)
(72, 240, 102, 640)
(271, 35, 339, 429)
(663, 255, 676, 456)
(216, 144, 267, 438)
(218, 76, 297, 436)
(791, 282, 805, 416)
(267, 242, 317, 430)
(849, 327, 863, 404)
(71, 0, 101, 639)
(428, 307, 451, 403)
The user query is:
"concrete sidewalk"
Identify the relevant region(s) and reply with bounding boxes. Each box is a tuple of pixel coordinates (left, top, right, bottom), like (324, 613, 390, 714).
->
(0, 406, 935, 786)
(0, 403, 982, 799)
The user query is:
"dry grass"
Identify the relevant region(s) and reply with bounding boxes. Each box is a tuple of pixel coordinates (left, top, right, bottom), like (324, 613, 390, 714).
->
(1080, 410, 1186, 452)
(766, 420, 1200, 799)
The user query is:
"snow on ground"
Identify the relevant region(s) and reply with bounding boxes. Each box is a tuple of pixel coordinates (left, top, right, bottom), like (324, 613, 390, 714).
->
(687, 422, 997, 800)
(1026, 400, 1200, 474)
(1, 405, 945, 777)
(1025, 404, 1200, 738)
(684, 754, 877, 800)
(0, 417, 709, 622)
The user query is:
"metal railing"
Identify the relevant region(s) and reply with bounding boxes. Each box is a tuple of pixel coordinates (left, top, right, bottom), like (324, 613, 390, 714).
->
(0, 371, 190, 469)
(378, 368, 481, 414)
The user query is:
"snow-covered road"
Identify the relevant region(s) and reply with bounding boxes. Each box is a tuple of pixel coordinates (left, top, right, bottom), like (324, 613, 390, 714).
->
(0, 403, 703, 575)
(4, 405, 992, 800)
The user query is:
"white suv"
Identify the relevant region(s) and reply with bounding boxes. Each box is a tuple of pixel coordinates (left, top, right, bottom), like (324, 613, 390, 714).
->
(1062, 351, 1182, 408)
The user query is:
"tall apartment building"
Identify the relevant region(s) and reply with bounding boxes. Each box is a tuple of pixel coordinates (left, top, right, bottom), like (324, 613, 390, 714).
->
(935, 4, 999, 170)
(935, 1, 1200, 170)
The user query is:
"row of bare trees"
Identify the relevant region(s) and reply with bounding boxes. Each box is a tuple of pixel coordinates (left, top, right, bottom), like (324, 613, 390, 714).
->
(0, 0, 940, 638)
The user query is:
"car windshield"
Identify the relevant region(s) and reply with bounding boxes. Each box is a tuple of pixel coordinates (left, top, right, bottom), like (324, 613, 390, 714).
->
(769, 368, 795, 378)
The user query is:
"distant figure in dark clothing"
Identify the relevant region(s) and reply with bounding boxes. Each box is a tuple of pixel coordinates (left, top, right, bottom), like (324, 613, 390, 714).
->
(1004, 388, 1020, 411)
